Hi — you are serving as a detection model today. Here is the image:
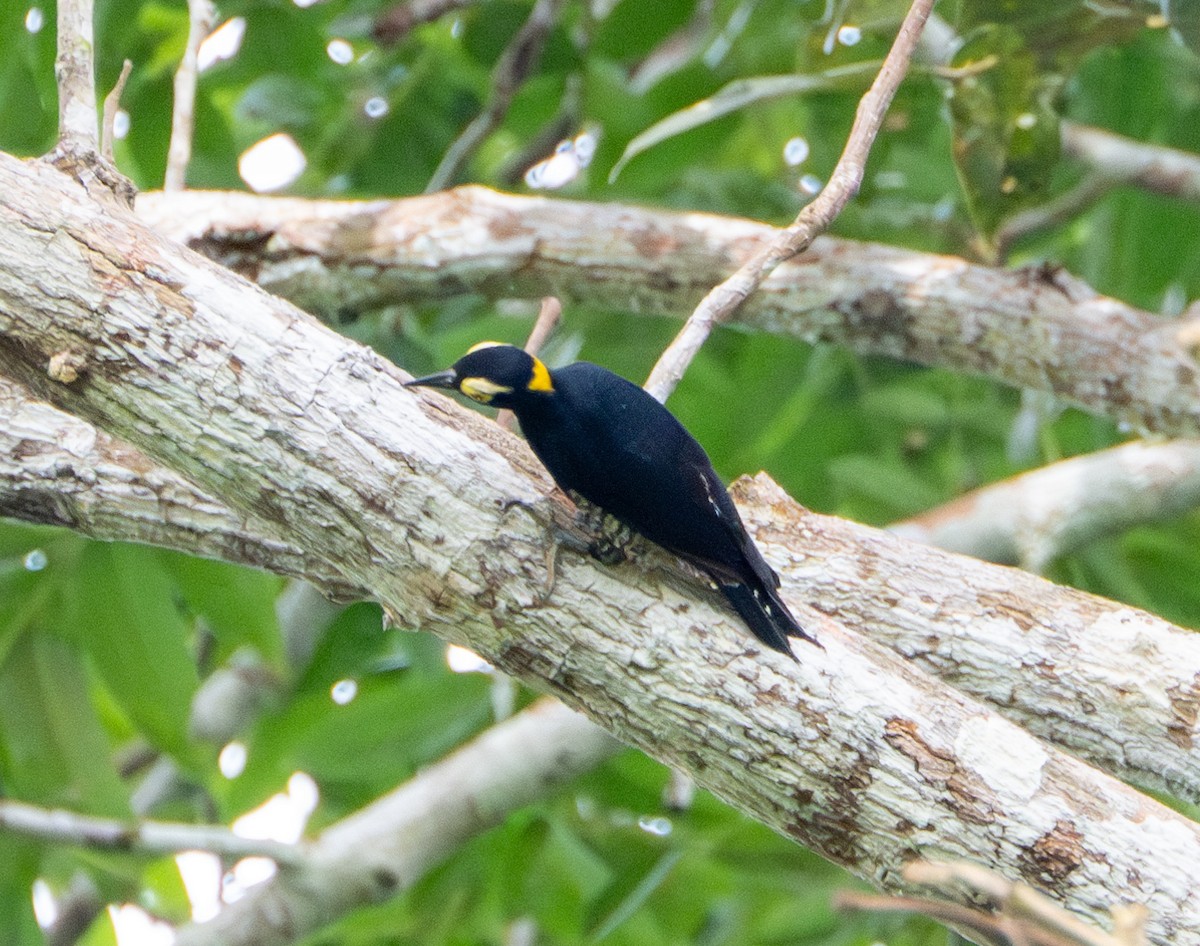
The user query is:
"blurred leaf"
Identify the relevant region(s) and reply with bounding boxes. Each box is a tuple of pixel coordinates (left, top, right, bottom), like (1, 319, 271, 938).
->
(947, 24, 1061, 239)
(588, 848, 682, 942)
(610, 61, 877, 182)
(77, 544, 199, 758)
(159, 552, 285, 665)
(957, 0, 1161, 69)
(0, 839, 41, 945)
(1169, 0, 1200, 56)
(236, 74, 328, 132)
(0, 633, 127, 813)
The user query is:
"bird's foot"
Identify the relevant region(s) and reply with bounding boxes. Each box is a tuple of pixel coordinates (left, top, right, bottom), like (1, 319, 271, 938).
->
(572, 496, 634, 565)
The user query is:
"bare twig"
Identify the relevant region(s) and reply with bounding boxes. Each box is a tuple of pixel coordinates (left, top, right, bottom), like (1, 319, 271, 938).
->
(497, 296, 562, 430)
(373, 0, 477, 45)
(1063, 120, 1200, 204)
(994, 171, 1113, 259)
(45, 873, 103, 946)
(628, 0, 716, 94)
(54, 0, 98, 153)
(101, 59, 133, 161)
(498, 75, 582, 186)
(643, 0, 935, 403)
(426, 0, 565, 192)
(836, 889, 1091, 946)
(899, 860, 1148, 946)
(165, 0, 215, 191)
(0, 798, 306, 866)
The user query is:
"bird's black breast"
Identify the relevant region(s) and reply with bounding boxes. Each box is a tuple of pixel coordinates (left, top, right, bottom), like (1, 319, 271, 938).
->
(513, 363, 760, 582)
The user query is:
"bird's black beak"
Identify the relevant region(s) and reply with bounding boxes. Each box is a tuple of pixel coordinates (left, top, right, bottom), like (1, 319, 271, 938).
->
(404, 369, 458, 391)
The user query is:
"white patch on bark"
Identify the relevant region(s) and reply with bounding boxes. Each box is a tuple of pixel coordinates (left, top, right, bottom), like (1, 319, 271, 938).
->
(956, 715, 1048, 804)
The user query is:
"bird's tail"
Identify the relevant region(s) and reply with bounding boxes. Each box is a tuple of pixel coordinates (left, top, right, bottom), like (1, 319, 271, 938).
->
(720, 577, 818, 658)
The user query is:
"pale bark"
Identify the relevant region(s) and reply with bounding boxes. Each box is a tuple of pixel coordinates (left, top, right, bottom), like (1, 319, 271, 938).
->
(7, 372, 1200, 805)
(3, 152, 1200, 943)
(893, 440, 1200, 572)
(0, 374, 357, 598)
(1062, 121, 1200, 204)
(137, 186, 1200, 436)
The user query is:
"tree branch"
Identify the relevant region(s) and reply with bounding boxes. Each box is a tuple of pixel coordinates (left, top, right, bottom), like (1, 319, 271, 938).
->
(1062, 121, 1200, 204)
(3, 153, 1200, 943)
(0, 798, 305, 866)
(100, 59, 132, 161)
(173, 698, 616, 946)
(643, 0, 934, 402)
(54, 0, 98, 154)
(164, 0, 214, 191)
(0, 373, 360, 599)
(893, 439, 1200, 572)
(425, 0, 565, 193)
(7, 364, 1200, 805)
(136, 186, 1200, 437)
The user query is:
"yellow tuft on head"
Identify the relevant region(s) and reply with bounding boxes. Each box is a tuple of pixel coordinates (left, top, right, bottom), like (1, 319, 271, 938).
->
(527, 356, 554, 393)
(467, 340, 507, 355)
(460, 376, 513, 404)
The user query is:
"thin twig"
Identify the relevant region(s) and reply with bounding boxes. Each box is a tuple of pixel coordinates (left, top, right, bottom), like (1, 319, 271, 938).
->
(0, 798, 307, 867)
(643, 0, 935, 403)
(497, 296, 561, 431)
(426, 0, 565, 192)
(101, 59, 133, 161)
(373, 0, 478, 45)
(165, 0, 215, 192)
(900, 860, 1146, 946)
(994, 172, 1113, 260)
(54, 0, 98, 153)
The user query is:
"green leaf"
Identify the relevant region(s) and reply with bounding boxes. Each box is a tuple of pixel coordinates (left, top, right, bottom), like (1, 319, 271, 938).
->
(957, 0, 1162, 70)
(947, 24, 1062, 239)
(159, 552, 285, 666)
(76, 545, 199, 757)
(588, 848, 682, 942)
(609, 62, 878, 182)
(0, 634, 127, 813)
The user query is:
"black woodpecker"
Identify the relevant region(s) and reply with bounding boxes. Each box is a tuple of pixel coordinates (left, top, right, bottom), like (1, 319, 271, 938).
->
(406, 342, 815, 656)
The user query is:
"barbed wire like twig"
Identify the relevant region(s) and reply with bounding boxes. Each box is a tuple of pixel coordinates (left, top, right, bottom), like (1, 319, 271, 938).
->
(642, 0, 935, 404)
(835, 859, 1148, 946)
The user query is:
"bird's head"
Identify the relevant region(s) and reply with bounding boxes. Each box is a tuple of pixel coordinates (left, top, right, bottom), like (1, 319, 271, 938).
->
(404, 342, 554, 408)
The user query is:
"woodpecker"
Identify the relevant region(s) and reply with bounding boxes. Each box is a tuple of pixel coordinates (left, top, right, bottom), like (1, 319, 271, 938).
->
(406, 342, 815, 656)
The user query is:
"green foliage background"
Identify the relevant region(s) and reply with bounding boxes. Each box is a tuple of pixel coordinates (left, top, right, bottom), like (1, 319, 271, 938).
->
(2, 0, 1199, 943)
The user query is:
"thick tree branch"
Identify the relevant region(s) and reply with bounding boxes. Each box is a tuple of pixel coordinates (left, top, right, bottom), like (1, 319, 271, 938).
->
(893, 439, 1200, 572)
(3, 153, 1200, 943)
(136, 187, 1200, 437)
(732, 474, 1200, 805)
(6, 370, 1200, 805)
(0, 373, 359, 598)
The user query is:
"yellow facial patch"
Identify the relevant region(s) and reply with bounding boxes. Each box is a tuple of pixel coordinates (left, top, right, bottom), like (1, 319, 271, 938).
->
(460, 376, 513, 403)
(527, 356, 554, 393)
